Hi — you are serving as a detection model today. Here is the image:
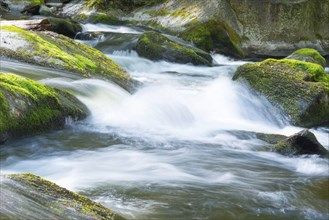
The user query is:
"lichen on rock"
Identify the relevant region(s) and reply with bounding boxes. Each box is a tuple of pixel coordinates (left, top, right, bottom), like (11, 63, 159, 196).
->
(135, 30, 212, 66)
(0, 72, 88, 144)
(233, 48, 329, 127)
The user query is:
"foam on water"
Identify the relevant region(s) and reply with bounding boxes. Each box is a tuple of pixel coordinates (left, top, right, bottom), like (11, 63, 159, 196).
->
(82, 23, 142, 34)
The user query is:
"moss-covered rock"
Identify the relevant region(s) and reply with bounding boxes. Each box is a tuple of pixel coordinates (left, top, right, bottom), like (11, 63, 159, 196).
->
(286, 48, 327, 67)
(1, 173, 125, 220)
(179, 20, 244, 58)
(233, 49, 329, 127)
(255, 133, 287, 145)
(135, 30, 212, 66)
(0, 25, 137, 92)
(0, 73, 88, 144)
(273, 130, 328, 156)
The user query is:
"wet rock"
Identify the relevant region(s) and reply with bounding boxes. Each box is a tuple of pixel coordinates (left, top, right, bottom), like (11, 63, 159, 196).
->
(21, 4, 41, 15)
(0, 173, 125, 219)
(47, 17, 82, 38)
(0, 73, 88, 144)
(0, 0, 9, 11)
(0, 25, 137, 92)
(136, 31, 212, 66)
(233, 48, 329, 127)
(273, 130, 328, 156)
(255, 133, 287, 145)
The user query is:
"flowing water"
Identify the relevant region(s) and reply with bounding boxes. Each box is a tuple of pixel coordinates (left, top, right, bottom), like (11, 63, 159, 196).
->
(1, 24, 328, 220)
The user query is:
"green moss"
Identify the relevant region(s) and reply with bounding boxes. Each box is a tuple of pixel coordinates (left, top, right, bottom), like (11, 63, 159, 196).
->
(88, 13, 125, 25)
(0, 73, 88, 143)
(144, 9, 170, 16)
(136, 31, 212, 66)
(8, 173, 125, 220)
(264, 58, 329, 91)
(84, 0, 167, 13)
(1, 26, 135, 92)
(233, 56, 329, 127)
(180, 20, 244, 58)
(288, 48, 327, 67)
(12, 0, 44, 4)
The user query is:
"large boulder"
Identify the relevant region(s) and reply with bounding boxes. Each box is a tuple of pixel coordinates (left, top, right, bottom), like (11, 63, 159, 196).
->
(273, 130, 328, 156)
(119, 0, 329, 58)
(0, 25, 137, 92)
(135, 31, 212, 66)
(233, 48, 329, 127)
(0, 73, 88, 144)
(1, 173, 125, 219)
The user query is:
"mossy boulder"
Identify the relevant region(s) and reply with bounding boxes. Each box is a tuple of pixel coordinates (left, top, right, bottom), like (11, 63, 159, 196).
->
(1, 173, 125, 220)
(0, 73, 88, 144)
(273, 130, 328, 156)
(0, 25, 136, 92)
(179, 20, 244, 58)
(233, 49, 329, 127)
(135, 31, 212, 66)
(286, 48, 327, 67)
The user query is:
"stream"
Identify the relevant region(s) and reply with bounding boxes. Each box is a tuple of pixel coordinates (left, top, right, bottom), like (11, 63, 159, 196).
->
(1, 23, 328, 220)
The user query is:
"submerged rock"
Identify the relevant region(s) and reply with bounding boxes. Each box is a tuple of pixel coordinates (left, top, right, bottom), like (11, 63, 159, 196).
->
(0, 73, 88, 144)
(0, 173, 125, 220)
(233, 48, 329, 127)
(136, 31, 212, 66)
(0, 25, 137, 92)
(273, 130, 328, 156)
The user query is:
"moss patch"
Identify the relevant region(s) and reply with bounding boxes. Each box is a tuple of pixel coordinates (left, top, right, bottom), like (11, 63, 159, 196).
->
(180, 20, 244, 58)
(84, 0, 167, 13)
(6, 173, 125, 220)
(287, 48, 327, 67)
(0, 26, 136, 92)
(135, 30, 212, 66)
(233, 54, 329, 127)
(0, 73, 88, 143)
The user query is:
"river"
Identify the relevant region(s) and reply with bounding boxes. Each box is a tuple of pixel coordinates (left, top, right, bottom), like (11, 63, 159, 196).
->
(1, 23, 328, 219)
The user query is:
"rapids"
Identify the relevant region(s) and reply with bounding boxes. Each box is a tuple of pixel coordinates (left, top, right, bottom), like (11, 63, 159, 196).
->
(1, 24, 328, 220)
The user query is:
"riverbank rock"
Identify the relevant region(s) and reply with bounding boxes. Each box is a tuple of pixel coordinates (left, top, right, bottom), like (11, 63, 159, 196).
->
(135, 31, 212, 66)
(0, 25, 137, 92)
(1, 173, 125, 220)
(233, 48, 329, 127)
(273, 130, 328, 156)
(0, 73, 88, 144)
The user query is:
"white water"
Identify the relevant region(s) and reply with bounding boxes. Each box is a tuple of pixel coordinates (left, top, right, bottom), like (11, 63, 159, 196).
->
(1, 24, 328, 220)
(82, 23, 142, 34)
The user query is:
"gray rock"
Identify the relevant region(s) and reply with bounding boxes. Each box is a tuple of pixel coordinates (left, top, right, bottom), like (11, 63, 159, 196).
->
(273, 130, 328, 156)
